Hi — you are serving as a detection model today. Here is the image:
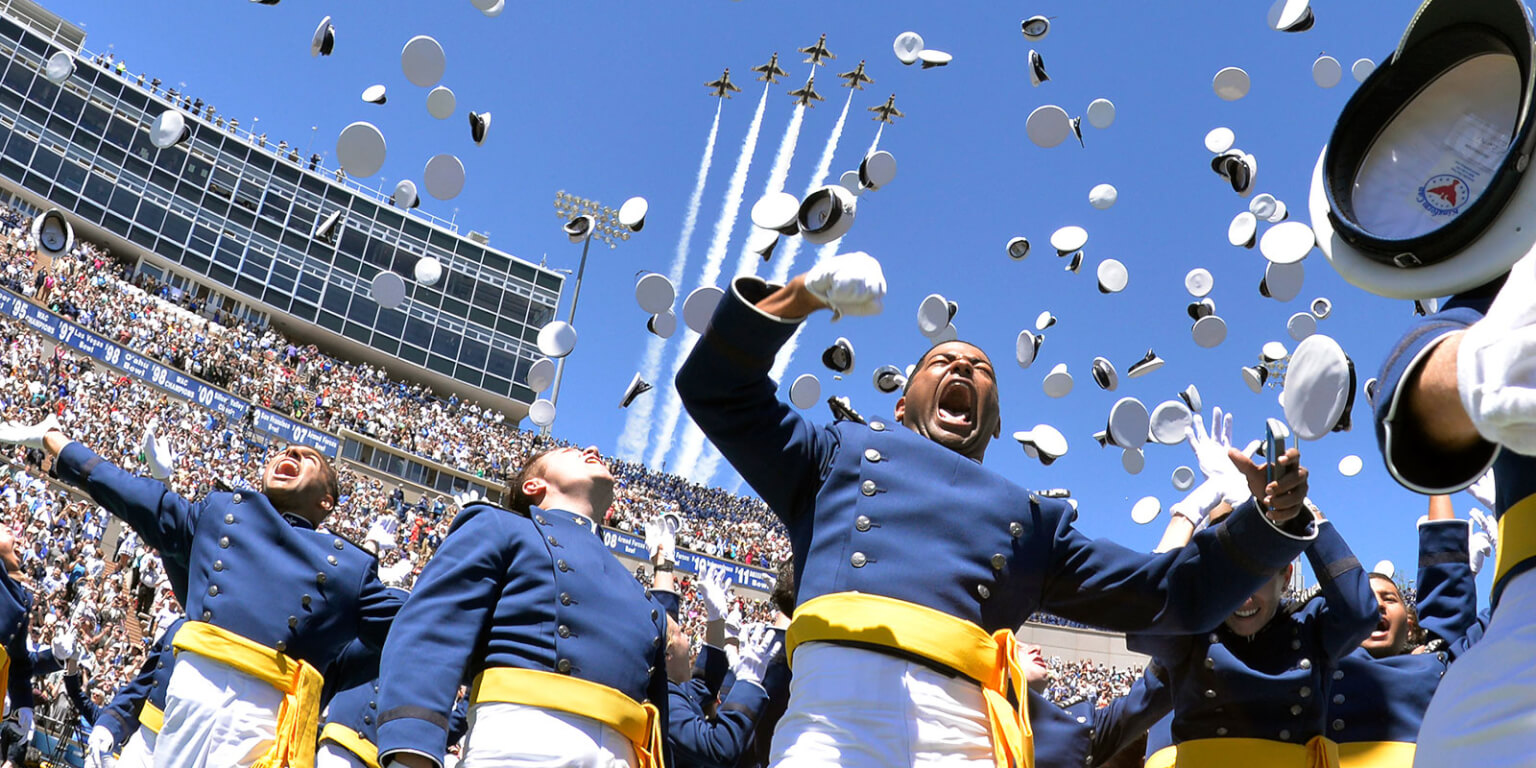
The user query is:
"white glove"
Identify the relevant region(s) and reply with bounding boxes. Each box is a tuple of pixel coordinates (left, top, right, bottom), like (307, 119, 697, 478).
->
(1468, 468, 1497, 510)
(1459, 247, 1536, 454)
(733, 624, 782, 687)
(0, 414, 61, 450)
(16, 706, 32, 738)
(87, 725, 114, 767)
(1186, 407, 1251, 507)
(143, 419, 176, 482)
(1169, 481, 1222, 527)
(51, 630, 74, 663)
(643, 518, 676, 566)
(1469, 508, 1498, 575)
(803, 251, 886, 320)
(699, 567, 731, 622)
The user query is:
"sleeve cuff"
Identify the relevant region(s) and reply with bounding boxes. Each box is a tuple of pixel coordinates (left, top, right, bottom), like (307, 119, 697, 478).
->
(1381, 332, 1499, 494)
(731, 277, 803, 325)
(53, 441, 101, 487)
(1418, 519, 1472, 566)
(377, 715, 447, 768)
(1218, 499, 1316, 577)
(379, 748, 441, 768)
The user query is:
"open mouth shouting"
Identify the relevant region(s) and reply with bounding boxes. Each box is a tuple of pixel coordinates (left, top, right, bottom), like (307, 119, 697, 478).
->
(936, 377, 977, 435)
(272, 456, 302, 481)
(1368, 614, 1391, 642)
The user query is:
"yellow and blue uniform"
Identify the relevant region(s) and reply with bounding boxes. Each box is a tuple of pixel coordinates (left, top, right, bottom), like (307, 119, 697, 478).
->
(677, 277, 1321, 768)
(0, 563, 33, 716)
(1027, 664, 1172, 768)
(94, 617, 184, 751)
(1129, 521, 1376, 767)
(669, 643, 786, 768)
(375, 502, 670, 767)
(320, 636, 468, 768)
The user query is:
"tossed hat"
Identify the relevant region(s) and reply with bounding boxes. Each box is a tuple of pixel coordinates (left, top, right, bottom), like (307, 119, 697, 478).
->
(1064, 250, 1085, 273)
(537, 320, 578, 358)
(647, 309, 677, 339)
(1185, 268, 1214, 297)
(1051, 225, 1088, 256)
(753, 192, 802, 234)
(1260, 221, 1316, 264)
(1268, 0, 1316, 32)
(1071, 116, 1085, 147)
(313, 210, 343, 244)
(1131, 496, 1161, 524)
(1096, 259, 1129, 293)
(1213, 67, 1251, 101)
(393, 179, 420, 210)
(1260, 260, 1306, 302)
(1014, 425, 1068, 465)
(336, 122, 387, 178)
(1107, 397, 1150, 449)
(1192, 315, 1228, 348)
(1187, 297, 1216, 320)
(1089, 184, 1118, 210)
(529, 399, 556, 428)
(930, 323, 959, 343)
(798, 185, 858, 243)
(362, 84, 388, 105)
(789, 373, 821, 409)
(1027, 105, 1073, 148)
(918, 49, 953, 69)
(828, 396, 866, 425)
(619, 196, 648, 231)
(1310, 0, 1536, 299)
(469, 111, 492, 145)
(635, 273, 675, 315)
(873, 365, 907, 393)
(747, 227, 781, 260)
(1363, 376, 1380, 407)
(1352, 58, 1377, 82)
(479, 0, 506, 16)
(683, 286, 724, 334)
(424, 154, 466, 200)
(32, 208, 73, 256)
(860, 151, 898, 191)
(1339, 454, 1364, 477)
(1172, 466, 1197, 491)
(526, 358, 556, 392)
(1035, 311, 1057, 331)
(1250, 193, 1280, 221)
(1029, 50, 1050, 87)
(916, 293, 957, 337)
(370, 271, 407, 310)
(1262, 340, 1290, 363)
(1150, 400, 1193, 444)
(1007, 236, 1032, 261)
(1414, 297, 1440, 316)
(822, 337, 855, 373)
(311, 16, 336, 57)
(1280, 334, 1357, 440)
(1205, 127, 1236, 154)
(1311, 296, 1333, 319)
(150, 110, 192, 150)
(1016, 330, 1042, 369)
(838, 170, 864, 196)
(401, 35, 446, 87)
(1087, 99, 1116, 129)
(1312, 55, 1343, 88)
(1373, 559, 1396, 580)
(621, 373, 653, 408)
(43, 51, 74, 85)
(1228, 211, 1259, 249)
(1021, 16, 1051, 41)
(1043, 362, 1074, 398)
(1122, 447, 1146, 475)
(1217, 152, 1258, 196)
(1287, 311, 1318, 341)
(1180, 385, 1204, 412)
(1128, 349, 1164, 378)
(893, 31, 925, 65)
(1092, 357, 1119, 391)
(1242, 364, 1270, 393)
(563, 214, 595, 243)
(413, 255, 442, 285)
(427, 86, 456, 120)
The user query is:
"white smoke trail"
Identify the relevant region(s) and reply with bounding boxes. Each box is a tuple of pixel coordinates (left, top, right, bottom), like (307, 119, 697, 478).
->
(732, 103, 805, 280)
(616, 101, 721, 461)
(810, 122, 882, 262)
(647, 84, 770, 470)
(688, 93, 856, 485)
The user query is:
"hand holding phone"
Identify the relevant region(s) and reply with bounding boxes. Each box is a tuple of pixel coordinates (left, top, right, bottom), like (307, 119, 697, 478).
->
(1265, 418, 1291, 487)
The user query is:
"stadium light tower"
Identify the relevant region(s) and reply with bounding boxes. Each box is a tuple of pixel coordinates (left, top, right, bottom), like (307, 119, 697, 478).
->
(545, 191, 631, 431)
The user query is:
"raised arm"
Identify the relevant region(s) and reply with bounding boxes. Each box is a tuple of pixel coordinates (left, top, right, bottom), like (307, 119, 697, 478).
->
(1298, 514, 1378, 661)
(1090, 663, 1174, 767)
(42, 433, 201, 564)
(1415, 509, 1478, 648)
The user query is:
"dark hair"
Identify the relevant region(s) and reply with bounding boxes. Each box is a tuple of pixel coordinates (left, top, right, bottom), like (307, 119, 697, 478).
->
(769, 557, 796, 617)
(507, 449, 554, 513)
(904, 340, 993, 394)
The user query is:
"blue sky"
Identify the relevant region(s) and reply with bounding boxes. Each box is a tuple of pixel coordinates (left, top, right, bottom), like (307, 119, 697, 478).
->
(46, 0, 1493, 594)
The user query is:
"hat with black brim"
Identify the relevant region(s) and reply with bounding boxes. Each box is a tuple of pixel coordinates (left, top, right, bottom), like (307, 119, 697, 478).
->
(1280, 334, 1357, 440)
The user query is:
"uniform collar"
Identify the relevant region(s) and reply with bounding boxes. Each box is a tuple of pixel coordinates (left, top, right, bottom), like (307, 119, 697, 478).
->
(281, 513, 317, 530)
(534, 506, 599, 535)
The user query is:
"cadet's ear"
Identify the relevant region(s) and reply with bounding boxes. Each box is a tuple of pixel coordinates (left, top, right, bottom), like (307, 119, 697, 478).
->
(894, 396, 906, 424)
(521, 477, 548, 505)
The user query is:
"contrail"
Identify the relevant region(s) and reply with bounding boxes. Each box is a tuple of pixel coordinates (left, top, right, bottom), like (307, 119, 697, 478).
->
(616, 100, 721, 461)
(689, 92, 856, 485)
(732, 103, 805, 280)
(647, 84, 770, 470)
(808, 121, 882, 279)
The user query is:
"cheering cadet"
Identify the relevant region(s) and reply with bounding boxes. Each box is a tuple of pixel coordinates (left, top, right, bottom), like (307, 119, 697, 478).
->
(1020, 643, 1172, 768)
(0, 419, 403, 768)
(375, 446, 669, 768)
(0, 522, 35, 760)
(317, 633, 469, 768)
(676, 252, 1318, 768)
(667, 621, 785, 768)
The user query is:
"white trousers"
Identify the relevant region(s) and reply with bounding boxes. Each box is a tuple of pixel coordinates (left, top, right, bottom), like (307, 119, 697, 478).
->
(114, 726, 157, 768)
(316, 741, 371, 768)
(768, 642, 994, 768)
(458, 702, 639, 768)
(1417, 568, 1536, 767)
(152, 650, 283, 768)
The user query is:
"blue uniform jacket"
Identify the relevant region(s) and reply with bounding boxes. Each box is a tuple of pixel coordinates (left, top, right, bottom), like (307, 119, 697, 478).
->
(0, 566, 31, 713)
(1328, 519, 1478, 747)
(95, 617, 184, 750)
(1028, 663, 1172, 768)
(375, 502, 670, 766)
(668, 667, 775, 768)
(323, 638, 468, 757)
(677, 277, 1318, 641)
(1372, 288, 1536, 602)
(52, 443, 401, 670)
(1129, 521, 1376, 746)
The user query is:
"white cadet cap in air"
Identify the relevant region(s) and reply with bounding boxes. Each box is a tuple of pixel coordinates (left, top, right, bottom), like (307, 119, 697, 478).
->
(529, 399, 556, 428)
(1036, 311, 1057, 331)
(621, 373, 653, 408)
(402, 35, 446, 87)
(1128, 349, 1164, 378)
(1339, 454, 1364, 477)
(469, 111, 492, 145)
(336, 122, 387, 178)
(362, 85, 388, 105)
(1261, 261, 1306, 302)
(1027, 105, 1073, 148)
(537, 320, 578, 358)
(564, 215, 595, 243)
(1021, 16, 1051, 41)
(313, 210, 343, 244)
(1014, 424, 1069, 465)
(1016, 331, 1042, 369)
(1242, 364, 1270, 393)
(752, 192, 801, 234)
(1029, 50, 1050, 87)
(822, 337, 855, 374)
(1281, 334, 1357, 440)
(44, 51, 73, 85)
(1051, 225, 1088, 256)
(1313, 55, 1343, 88)
(1363, 376, 1379, 408)
(683, 286, 724, 334)
(1213, 151, 1258, 196)
(1097, 259, 1129, 293)
(797, 185, 858, 244)
(893, 31, 925, 65)
(1186, 268, 1214, 297)
(423, 154, 466, 200)
(1043, 363, 1074, 398)
(916, 294, 956, 338)
(1087, 99, 1116, 129)
(619, 197, 649, 231)
(930, 323, 959, 343)
(393, 179, 420, 210)
(1092, 357, 1118, 391)
(790, 374, 821, 410)
(370, 271, 407, 310)
(150, 110, 191, 150)
(1205, 127, 1236, 154)
(480, 0, 506, 17)
(747, 227, 780, 260)
(1261, 221, 1317, 264)
(1131, 496, 1161, 524)
(1213, 67, 1251, 101)
(1268, 0, 1315, 32)
(1007, 236, 1032, 261)
(1172, 465, 1197, 491)
(1065, 251, 1085, 273)
(427, 86, 456, 119)
(1188, 298, 1216, 321)
(413, 255, 442, 286)
(1229, 211, 1258, 248)
(312, 16, 336, 57)
(32, 209, 73, 256)
(1150, 400, 1193, 444)
(1311, 297, 1333, 319)
(1181, 385, 1204, 413)
(859, 151, 898, 191)
(1122, 448, 1146, 475)
(635, 273, 675, 315)
(839, 170, 864, 196)
(1374, 559, 1396, 579)
(918, 49, 953, 69)
(1352, 58, 1376, 82)
(1262, 341, 1290, 363)
(1288, 311, 1318, 341)
(647, 309, 677, 339)
(526, 358, 556, 392)
(873, 365, 906, 394)
(1107, 397, 1150, 449)
(1089, 184, 1118, 210)
(1192, 315, 1228, 348)
(1251, 194, 1280, 221)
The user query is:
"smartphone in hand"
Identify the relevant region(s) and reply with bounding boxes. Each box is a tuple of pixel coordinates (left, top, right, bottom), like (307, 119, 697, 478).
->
(1265, 418, 1291, 486)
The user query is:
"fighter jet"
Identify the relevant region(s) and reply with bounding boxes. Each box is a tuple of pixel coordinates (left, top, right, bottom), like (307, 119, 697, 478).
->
(704, 69, 742, 99)
(838, 60, 873, 89)
(799, 34, 835, 66)
(788, 75, 824, 107)
(751, 52, 789, 84)
(868, 94, 904, 124)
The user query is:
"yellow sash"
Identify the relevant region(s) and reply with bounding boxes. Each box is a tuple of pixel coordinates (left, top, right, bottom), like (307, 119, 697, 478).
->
(1337, 741, 1416, 767)
(1492, 494, 1536, 589)
(138, 702, 164, 734)
(471, 667, 663, 768)
(172, 621, 323, 768)
(320, 722, 380, 768)
(1146, 746, 1176, 768)
(1176, 736, 1339, 768)
(787, 592, 1035, 768)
